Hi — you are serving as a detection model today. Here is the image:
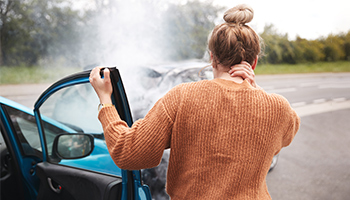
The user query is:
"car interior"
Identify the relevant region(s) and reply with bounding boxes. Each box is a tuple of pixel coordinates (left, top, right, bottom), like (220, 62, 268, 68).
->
(0, 127, 26, 200)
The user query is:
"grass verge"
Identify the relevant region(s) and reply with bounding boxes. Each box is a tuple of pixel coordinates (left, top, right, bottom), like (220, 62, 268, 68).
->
(255, 61, 350, 74)
(1, 61, 350, 85)
(0, 66, 82, 85)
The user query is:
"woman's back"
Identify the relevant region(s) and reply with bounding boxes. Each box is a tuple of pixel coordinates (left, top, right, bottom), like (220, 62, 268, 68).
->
(91, 4, 300, 200)
(164, 79, 299, 199)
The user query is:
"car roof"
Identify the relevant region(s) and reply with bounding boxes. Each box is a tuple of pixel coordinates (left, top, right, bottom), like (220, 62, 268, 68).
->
(0, 96, 33, 115)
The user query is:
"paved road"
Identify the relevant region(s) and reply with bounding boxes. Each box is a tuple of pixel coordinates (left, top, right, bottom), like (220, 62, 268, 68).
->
(256, 73, 350, 200)
(1, 73, 350, 199)
(257, 72, 350, 107)
(266, 108, 350, 200)
(0, 83, 50, 109)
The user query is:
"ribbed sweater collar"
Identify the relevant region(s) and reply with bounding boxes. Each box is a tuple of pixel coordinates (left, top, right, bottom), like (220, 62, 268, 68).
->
(210, 78, 254, 90)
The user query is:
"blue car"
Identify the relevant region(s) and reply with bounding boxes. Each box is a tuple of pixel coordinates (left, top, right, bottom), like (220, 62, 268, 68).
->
(0, 68, 152, 200)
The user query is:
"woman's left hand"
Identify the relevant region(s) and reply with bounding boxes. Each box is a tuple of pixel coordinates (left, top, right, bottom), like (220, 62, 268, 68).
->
(228, 61, 257, 88)
(89, 67, 113, 104)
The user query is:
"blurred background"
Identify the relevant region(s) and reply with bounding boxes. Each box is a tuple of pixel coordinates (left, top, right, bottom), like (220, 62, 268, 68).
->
(0, 0, 349, 84)
(1, 1, 350, 199)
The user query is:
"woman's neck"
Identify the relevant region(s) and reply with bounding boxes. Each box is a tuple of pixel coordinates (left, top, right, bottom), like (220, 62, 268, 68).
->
(213, 67, 244, 83)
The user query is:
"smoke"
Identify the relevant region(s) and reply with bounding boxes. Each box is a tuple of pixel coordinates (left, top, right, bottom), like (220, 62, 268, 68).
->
(90, 1, 168, 66)
(82, 2, 176, 199)
(77, 1, 175, 117)
(74, 1, 212, 199)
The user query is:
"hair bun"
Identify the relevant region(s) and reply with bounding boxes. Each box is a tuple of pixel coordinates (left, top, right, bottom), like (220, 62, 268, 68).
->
(223, 4, 254, 25)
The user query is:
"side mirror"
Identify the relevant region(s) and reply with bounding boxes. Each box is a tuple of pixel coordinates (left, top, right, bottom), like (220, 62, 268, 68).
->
(53, 134, 94, 159)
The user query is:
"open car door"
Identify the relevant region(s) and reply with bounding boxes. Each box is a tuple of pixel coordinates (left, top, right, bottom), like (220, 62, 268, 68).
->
(0, 67, 151, 200)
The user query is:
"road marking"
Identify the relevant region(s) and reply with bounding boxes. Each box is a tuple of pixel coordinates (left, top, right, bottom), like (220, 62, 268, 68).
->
(333, 97, 346, 102)
(261, 86, 274, 90)
(299, 82, 321, 87)
(319, 84, 350, 89)
(313, 99, 326, 104)
(266, 88, 297, 94)
(291, 102, 306, 107)
(294, 100, 350, 117)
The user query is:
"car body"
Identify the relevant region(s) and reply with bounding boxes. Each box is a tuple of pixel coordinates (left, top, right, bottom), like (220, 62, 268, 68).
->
(127, 60, 213, 120)
(0, 68, 151, 200)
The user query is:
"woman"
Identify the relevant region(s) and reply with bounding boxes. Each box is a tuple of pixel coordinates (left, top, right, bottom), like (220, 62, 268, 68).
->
(90, 4, 300, 199)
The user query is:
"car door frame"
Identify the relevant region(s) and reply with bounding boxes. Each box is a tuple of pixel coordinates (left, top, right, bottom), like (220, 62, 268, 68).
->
(0, 68, 151, 200)
(33, 67, 151, 200)
(0, 99, 41, 200)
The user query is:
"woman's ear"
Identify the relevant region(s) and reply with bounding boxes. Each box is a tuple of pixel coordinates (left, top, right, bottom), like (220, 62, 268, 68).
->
(252, 55, 258, 70)
(210, 52, 217, 69)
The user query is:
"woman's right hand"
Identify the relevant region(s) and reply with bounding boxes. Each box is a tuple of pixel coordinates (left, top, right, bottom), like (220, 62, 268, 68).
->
(228, 61, 257, 88)
(89, 67, 113, 104)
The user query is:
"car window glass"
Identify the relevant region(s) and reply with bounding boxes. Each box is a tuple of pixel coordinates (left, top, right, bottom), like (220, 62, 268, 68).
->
(39, 83, 102, 134)
(0, 129, 3, 143)
(42, 117, 72, 156)
(3, 105, 42, 158)
(0, 129, 5, 147)
(39, 83, 101, 156)
(38, 82, 121, 176)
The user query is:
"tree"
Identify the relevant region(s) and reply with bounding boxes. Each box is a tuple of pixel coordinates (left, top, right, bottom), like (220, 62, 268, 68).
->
(293, 37, 325, 63)
(162, 0, 223, 61)
(0, 0, 15, 65)
(322, 34, 345, 61)
(341, 31, 350, 61)
(0, 0, 84, 66)
(260, 24, 284, 64)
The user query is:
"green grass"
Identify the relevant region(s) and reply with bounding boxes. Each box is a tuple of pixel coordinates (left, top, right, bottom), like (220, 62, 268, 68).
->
(255, 61, 350, 75)
(1, 61, 350, 85)
(0, 66, 82, 85)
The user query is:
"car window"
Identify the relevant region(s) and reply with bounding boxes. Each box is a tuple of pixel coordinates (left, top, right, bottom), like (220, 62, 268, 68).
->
(37, 82, 121, 176)
(0, 129, 5, 149)
(39, 83, 102, 155)
(3, 105, 42, 158)
(40, 83, 102, 134)
(0, 129, 3, 144)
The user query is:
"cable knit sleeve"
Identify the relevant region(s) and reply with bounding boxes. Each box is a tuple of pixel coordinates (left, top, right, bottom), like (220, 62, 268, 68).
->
(274, 94, 300, 149)
(269, 93, 300, 155)
(98, 86, 180, 170)
(281, 106, 300, 147)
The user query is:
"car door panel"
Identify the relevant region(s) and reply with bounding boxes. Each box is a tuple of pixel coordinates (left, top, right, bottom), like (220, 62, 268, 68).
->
(36, 162, 122, 200)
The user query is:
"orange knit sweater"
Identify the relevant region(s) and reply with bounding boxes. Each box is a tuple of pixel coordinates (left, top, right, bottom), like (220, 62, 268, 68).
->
(98, 78, 300, 199)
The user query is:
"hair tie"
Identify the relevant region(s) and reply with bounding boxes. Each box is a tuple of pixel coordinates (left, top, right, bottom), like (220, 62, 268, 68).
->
(226, 22, 243, 27)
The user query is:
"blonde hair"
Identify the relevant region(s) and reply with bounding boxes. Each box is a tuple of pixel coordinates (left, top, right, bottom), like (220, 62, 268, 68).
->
(208, 4, 261, 68)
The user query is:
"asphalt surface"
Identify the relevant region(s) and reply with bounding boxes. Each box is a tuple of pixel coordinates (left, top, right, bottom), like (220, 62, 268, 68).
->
(258, 73, 350, 199)
(0, 83, 50, 108)
(266, 108, 350, 200)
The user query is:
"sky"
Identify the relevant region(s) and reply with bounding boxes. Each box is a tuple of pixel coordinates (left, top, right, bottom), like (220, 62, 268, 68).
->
(73, 0, 350, 40)
(212, 0, 350, 40)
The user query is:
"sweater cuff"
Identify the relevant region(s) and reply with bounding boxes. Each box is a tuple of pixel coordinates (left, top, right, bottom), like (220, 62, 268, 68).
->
(98, 106, 121, 128)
